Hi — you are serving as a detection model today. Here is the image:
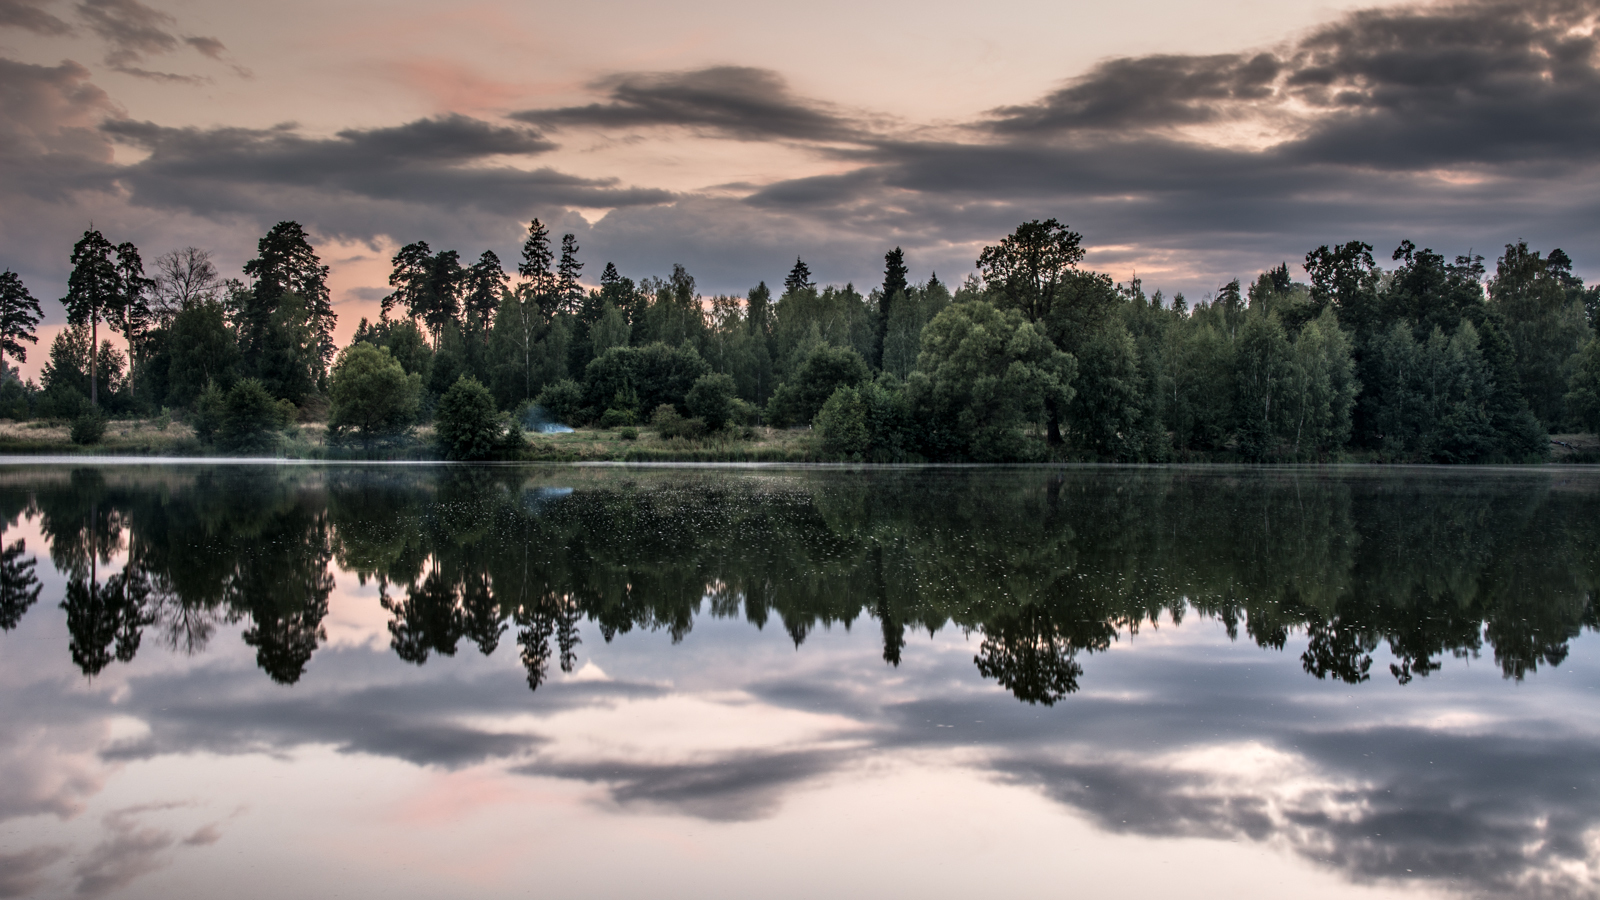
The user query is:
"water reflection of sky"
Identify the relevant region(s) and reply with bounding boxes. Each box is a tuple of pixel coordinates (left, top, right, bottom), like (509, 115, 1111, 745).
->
(0, 468, 1597, 899)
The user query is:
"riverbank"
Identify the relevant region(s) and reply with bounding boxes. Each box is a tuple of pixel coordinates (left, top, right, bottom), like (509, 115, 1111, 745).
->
(1, 417, 1595, 463)
(0, 418, 824, 462)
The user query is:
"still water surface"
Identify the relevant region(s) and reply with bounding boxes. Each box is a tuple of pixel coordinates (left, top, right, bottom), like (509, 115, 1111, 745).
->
(0, 463, 1596, 899)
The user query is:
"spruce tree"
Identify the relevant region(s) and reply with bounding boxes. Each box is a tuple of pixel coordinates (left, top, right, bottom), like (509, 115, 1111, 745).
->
(784, 258, 814, 295)
(557, 233, 583, 316)
(877, 247, 908, 368)
(463, 250, 507, 335)
(518, 219, 556, 319)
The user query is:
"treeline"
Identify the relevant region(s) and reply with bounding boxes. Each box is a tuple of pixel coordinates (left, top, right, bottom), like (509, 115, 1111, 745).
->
(2, 218, 1598, 460)
(3, 468, 1595, 702)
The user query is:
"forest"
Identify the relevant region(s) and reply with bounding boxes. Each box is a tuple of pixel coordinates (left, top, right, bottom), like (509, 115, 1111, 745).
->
(1, 217, 1598, 461)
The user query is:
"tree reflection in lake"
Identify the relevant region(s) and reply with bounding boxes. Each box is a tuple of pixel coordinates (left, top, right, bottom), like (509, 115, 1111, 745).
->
(2, 465, 1597, 699)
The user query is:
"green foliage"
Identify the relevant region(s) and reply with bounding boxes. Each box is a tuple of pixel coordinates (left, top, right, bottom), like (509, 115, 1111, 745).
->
(218, 378, 291, 454)
(328, 343, 421, 445)
(582, 341, 709, 417)
(69, 410, 106, 445)
(161, 300, 239, 409)
(817, 385, 869, 457)
(1565, 337, 1600, 432)
(618, 427, 638, 441)
(1066, 321, 1145, 460)
(598, 407, 635, 428)
(651, 404, 706, 440)
(1233, 312, 1294, 461)
(766, 344, 871, 427)
(908, 300, 1076, 461)
(0, 269, 42, 369)
(40, 326, 123, 414)
(686, 372, 737, 431)
(0, 377, 29, 420)
(535, 378, 584, 425)
(435, 376, 503, 460)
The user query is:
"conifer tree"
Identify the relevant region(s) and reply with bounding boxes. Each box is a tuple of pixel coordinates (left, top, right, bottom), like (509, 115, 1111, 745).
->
(0, 270, 43, 378)
(61, 230, 120, 407)
(557, 233, 583, 316)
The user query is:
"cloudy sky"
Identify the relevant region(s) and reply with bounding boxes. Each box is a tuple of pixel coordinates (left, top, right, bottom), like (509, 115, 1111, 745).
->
(3, 0, 1599, 372)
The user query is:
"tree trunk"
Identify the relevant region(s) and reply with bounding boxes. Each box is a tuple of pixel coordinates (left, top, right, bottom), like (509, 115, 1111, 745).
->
(90, 318, 98, 408)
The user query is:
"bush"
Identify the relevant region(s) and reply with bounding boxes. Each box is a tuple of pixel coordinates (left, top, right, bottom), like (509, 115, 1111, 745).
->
(765, 345, 871, 427)
(535, 379, 584, 426)
(817, 386, 868, 458)
(651, 404, 706, 440)
(0, 379, 29, 420)
(599, 407, 635, 428)
(69, 410, 106, 445)
(327, 343, 421, 446)
(38, 385, 89, 421)
(218, 378, 291, 454)
(435, 376, 504, 460)
(619, 427, 639, 441)
(192, 381, 224, 443)
(686, 372, 737, 431)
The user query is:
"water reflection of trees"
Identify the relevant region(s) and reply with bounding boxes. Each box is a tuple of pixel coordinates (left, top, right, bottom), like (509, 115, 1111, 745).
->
(3, 466, 1597, 701)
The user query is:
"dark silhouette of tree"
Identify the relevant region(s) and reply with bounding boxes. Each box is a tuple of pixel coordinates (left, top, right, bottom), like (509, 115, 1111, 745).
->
(61, 230, 120, 407)
(464, 250, 507, 335)
(0, 269, 43, 376)
(976, 218, 1085, 324)
(784, 257, 814, 295)
(0, 539, 41, 630)
(557, 233, 584, 316)
(518, 218, 557, 320)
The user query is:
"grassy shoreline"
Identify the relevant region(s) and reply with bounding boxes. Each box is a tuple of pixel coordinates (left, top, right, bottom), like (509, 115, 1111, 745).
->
(1, 417, 1595, 463)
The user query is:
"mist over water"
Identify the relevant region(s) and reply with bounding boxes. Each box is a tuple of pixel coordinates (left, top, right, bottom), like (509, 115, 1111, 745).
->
(0, 464, 1596, 899)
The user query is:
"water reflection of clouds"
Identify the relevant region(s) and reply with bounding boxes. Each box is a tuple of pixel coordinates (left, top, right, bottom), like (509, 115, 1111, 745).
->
(3, 599, 1598, 897)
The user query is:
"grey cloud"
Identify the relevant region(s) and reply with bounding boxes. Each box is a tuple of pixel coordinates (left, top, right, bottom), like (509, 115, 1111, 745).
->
(996, 727, 1600, 899)
(0, 845, 67, 898)
(984, 0, 1600, 170)
(511, 66, 865, 143)
(519, 748, 851, 822)
(182, 35, 222, 59)
(989, 53, 1282, 133)
(0, 0, 71, 35)
(98, 659, 667, 769)
(70, 805, 187, 898)
(74, 0, 176, 66)
(99, 115, 673, 230)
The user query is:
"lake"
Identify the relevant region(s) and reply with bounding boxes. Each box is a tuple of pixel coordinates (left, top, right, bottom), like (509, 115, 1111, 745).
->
(0, 463, 1596, 899)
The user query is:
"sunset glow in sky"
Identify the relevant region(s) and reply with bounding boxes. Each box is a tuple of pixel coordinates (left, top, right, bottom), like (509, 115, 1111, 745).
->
(3, 0, 1599, 376)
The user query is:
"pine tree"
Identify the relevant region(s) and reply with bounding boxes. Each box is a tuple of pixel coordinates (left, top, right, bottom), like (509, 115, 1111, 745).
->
(463, 250, 507, 336)
(0, 270, 43, 377)
(61, 230, 120, 408)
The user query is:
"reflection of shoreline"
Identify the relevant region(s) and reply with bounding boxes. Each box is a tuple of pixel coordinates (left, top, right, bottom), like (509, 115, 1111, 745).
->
(2, 465, 1595, 698)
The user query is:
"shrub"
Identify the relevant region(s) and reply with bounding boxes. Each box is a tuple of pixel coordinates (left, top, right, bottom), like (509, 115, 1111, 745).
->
(687, 372, 737, 431)
(619, 427, 639, 441)
(816, 386, 868, 458)
(535, 379, 584, 426)
(218, 378, 291, 454)
(69, 410, 106, 445)
(192, 381, 224, 443)
(651, 404, 706, 440)
(765, 345, 871, 427)
(599, 407, 635, 428)
(435, 376, 503, 460)
(327, 343, 421, 446)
